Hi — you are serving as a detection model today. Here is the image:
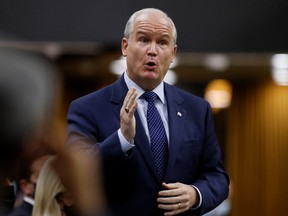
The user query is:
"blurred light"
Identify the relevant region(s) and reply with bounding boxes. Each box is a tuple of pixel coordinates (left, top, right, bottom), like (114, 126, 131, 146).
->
(271, 54, 288, 69)
(109, 56, 178, 85)
(110, 56, 127, 76)
(43, 43, 62, 59)
(164, 69, 177, 85)
(272, 68, 288, 86)
(203, 54, 230, 71)
(271, 54, 288, 86)
(204, 79, 233, 109)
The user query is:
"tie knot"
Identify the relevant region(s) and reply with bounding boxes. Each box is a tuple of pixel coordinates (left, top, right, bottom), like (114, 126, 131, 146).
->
(142, 91, 157, 103)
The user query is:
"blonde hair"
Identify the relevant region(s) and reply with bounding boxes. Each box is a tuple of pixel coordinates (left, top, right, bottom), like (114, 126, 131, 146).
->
(32, 156, 67, 216)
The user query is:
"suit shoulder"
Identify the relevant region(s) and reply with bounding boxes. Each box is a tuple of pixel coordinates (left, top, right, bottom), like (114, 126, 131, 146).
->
(167, 84, 209, 106)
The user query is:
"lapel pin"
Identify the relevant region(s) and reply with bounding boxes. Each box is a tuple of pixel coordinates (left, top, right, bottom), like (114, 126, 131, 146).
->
(177, 111, 182, 117)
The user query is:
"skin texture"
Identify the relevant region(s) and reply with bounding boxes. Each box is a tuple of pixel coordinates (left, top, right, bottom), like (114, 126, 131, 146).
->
(120, 10, 199, 215)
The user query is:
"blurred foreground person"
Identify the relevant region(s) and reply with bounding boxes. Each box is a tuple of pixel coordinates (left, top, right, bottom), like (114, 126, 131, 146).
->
(67, 8, 229, 216)
(58, 133, 107, 216)
(0, 46, 59, 215)
(0, 46, 106, 216)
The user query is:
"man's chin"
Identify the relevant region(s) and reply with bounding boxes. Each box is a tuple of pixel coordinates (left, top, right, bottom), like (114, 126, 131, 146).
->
(142, 70, 158, 79)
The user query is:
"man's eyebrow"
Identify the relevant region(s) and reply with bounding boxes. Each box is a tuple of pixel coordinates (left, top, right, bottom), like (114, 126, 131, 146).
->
(136, 31, 171, 38)
(160, 34, 171, 39)
(135, 31, 147, 36)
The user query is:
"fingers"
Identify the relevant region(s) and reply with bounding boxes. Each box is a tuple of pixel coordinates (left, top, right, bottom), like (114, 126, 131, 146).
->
(157, 182, 194, 215)
(157, 183, 183, 212)
(158, 202, 187, 216)
(123, 88, 137, 115)
(159, 182, 181, 197)
(120, 88, 138, 142)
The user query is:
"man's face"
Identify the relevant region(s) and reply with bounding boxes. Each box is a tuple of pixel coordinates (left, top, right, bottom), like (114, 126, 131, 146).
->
(21, 155, 50, 198)
(122, 12, 177, 91)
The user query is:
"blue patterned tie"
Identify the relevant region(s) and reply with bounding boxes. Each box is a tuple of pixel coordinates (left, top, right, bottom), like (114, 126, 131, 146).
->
(142, 91, 168, 181)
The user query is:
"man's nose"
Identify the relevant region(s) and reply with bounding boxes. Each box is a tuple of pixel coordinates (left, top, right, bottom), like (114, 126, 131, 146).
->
(147, 42, 157, 56)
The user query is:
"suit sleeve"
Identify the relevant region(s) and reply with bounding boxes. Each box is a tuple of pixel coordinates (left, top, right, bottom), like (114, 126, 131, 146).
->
(192, 102, 230, 214)
(67, 98, 128, 165)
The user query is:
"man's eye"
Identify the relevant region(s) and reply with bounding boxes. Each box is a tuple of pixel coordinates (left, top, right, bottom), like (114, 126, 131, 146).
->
(139, 38, 148, 43)
(159, 41, 168, 46)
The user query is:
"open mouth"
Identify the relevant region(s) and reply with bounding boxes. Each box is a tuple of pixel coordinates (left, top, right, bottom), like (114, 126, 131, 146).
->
(146, 61, 157, 67)
(147, 61, 155, 66)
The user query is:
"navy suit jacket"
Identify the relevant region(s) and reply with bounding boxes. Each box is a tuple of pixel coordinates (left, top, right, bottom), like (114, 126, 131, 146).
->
(8, 201, 33, 216)
(67, 74, 229, 216)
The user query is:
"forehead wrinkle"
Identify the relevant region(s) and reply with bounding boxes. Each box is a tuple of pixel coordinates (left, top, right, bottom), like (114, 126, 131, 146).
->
(136, 21, 173, 38)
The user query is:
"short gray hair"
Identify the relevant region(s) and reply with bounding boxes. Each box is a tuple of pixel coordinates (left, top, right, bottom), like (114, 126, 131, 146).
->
(124, 8, 177, 45)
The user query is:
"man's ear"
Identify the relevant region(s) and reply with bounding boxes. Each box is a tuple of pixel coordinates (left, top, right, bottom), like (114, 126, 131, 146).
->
(121, 38, 128, 57)
(171, 44, 177, 63)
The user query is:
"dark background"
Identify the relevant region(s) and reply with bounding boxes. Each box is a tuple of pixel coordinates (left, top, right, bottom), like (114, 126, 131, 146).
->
(1, 0, 288, 52)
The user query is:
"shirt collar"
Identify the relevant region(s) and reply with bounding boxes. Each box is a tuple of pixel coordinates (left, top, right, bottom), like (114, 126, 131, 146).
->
(124, 72, 165, 104)
(23, 195, 35, 205)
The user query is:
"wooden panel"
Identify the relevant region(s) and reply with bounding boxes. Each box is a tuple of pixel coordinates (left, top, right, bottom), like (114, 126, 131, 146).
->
(226, 80, 288, 216)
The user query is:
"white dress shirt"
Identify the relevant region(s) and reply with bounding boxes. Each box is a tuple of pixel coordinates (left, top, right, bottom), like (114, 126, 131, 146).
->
(118, 72, 169, 151)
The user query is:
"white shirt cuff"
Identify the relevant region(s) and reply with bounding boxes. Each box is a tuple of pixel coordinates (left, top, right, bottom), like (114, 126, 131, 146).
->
(191, 185, 202, 209)
(117, 129, 134, 152)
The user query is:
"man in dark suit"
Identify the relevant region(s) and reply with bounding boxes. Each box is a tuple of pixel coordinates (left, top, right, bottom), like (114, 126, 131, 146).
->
(8, 199, 32, 216)
(9, 151, 50, 216)
(67, 8, 229, 216)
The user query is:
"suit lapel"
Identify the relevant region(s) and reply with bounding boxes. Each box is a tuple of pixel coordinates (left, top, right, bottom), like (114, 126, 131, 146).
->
(164, 84, 186, 179)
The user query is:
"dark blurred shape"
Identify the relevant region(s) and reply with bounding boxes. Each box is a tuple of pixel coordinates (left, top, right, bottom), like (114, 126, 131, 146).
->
(0, 45, 59, 214)
(8, 148, 51, 216)
(0, 46, 58, 177)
